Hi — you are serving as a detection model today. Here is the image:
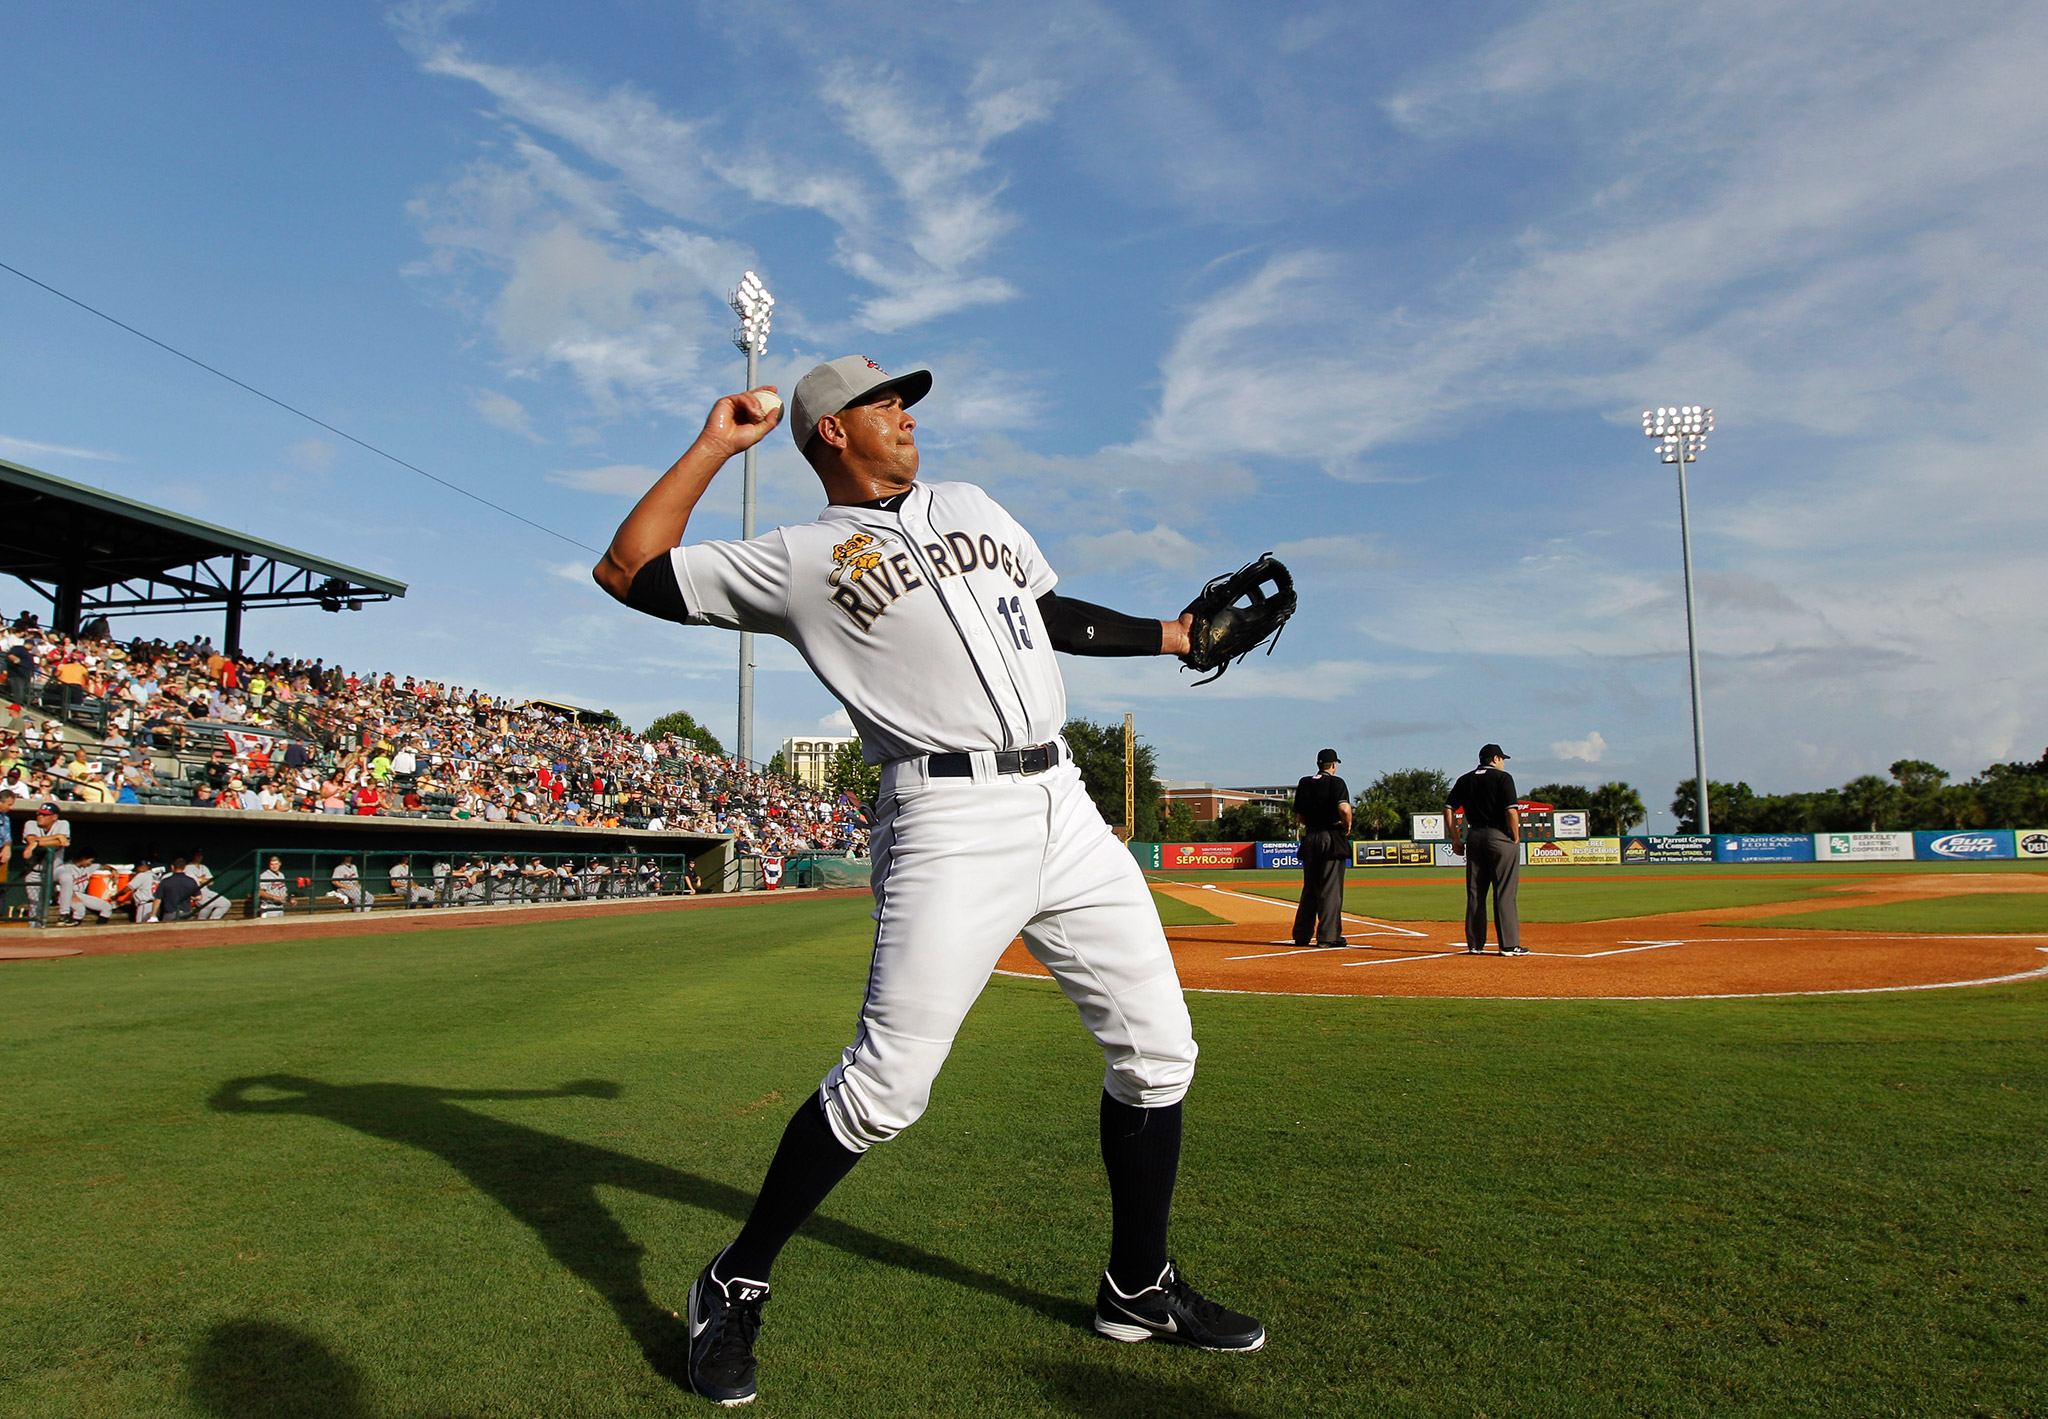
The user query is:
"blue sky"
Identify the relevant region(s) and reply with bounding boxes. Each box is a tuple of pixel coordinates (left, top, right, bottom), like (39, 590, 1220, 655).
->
(6, 1, 2045, 829)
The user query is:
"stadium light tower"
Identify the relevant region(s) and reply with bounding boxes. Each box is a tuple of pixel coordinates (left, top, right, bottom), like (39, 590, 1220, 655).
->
(729, 270, 774, 765)
(1643, 404, 1715, 834)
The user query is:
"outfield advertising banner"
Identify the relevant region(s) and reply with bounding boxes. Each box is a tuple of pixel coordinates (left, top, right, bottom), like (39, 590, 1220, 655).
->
(1524, 838, 1622, 866)
(1127, 841, 1163, 870)
(1434, 841, 1468, 868)
(1163, 842, 1256, 869)
(1354, 840, 1435, 867)
(1716, 834, 1817, 863)
(1621, 835, 1716, 864)
(1553, 810, 1590, 840)
(1411, 813, 1447, 841)
(1256, 842, 1302, 869)
(1816, 831, 1916, 862)
(2015, 830, 2048, 860)
(1913, 830, 2015, 861)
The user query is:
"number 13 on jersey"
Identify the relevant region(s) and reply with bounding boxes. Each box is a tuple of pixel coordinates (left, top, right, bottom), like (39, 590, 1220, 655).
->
(995, 594, 1034, 650)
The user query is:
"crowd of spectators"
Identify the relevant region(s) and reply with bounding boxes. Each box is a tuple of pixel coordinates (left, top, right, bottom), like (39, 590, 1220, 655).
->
(1, 608, 871, 861)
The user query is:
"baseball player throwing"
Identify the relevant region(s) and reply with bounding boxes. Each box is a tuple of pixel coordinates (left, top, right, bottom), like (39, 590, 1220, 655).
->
(595, 356, 1266, 1405)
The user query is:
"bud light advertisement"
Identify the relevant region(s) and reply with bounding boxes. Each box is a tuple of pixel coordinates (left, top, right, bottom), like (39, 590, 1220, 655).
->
(1913, 830, 2015, 860)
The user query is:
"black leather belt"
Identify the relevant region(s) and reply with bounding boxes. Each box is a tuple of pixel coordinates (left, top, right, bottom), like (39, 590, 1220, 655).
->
(928, 742, 1060, 778)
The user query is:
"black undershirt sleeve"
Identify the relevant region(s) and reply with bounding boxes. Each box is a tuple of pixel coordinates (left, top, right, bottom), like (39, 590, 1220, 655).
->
(1037, 592, 1162, 657)
(624, 552, 691, 623)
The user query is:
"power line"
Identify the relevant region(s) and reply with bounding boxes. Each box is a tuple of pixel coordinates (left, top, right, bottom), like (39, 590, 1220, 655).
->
(0, 258, 599, 554)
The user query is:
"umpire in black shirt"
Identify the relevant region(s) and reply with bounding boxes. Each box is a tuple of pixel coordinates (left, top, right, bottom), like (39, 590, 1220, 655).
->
(1446, 744, 1523, 955)
(1292, 749, 1353, 948)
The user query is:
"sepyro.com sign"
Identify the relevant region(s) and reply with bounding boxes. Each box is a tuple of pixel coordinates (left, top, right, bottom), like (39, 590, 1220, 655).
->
(1913, 830, 2015, 860)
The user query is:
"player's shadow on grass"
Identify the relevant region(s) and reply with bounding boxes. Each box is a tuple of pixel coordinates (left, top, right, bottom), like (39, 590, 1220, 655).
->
(208, 1074, 1087, 1385)
(188, 1317, 474, 1419)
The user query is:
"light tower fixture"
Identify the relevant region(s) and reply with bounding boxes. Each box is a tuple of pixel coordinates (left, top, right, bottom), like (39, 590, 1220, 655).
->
(727, 270, 774, 767)
(729, 270, 773, 358)
(1642, 404, 1714, 834)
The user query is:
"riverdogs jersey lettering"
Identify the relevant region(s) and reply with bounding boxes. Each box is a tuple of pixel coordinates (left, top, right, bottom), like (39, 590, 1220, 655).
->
(670, 481, 1063, 763)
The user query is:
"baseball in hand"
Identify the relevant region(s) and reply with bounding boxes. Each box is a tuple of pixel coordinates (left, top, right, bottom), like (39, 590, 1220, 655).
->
(747, 389, 783, 420)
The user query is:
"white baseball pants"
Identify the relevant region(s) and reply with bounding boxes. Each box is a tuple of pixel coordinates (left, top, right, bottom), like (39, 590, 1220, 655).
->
(819, 755, 1196, 1153)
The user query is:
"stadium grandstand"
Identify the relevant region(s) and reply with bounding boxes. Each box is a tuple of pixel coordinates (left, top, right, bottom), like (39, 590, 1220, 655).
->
(0, 597, 872, 917)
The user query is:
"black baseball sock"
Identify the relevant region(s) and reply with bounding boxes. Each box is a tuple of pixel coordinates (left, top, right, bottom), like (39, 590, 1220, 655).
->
(718, 1092, 863, 1283)
(1100, 1090, 1183, 1294)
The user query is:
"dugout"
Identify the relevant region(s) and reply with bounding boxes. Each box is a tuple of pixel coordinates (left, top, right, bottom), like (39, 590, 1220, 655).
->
(0, 457, 404, 655)
(1, 799, 731, 908)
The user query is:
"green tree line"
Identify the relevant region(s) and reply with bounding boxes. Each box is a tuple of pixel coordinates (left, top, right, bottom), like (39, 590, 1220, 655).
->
(1672, 753, 2048, 834)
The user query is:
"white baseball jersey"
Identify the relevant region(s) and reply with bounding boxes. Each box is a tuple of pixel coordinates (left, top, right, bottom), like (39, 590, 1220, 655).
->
(658, 475, 1196, 1154)
(671, 480, 1064, 762)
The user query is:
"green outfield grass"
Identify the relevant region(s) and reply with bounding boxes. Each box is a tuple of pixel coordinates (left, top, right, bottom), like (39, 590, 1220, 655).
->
(1151, 889, 1226, 927)
(3, 899, 2045, 1418)
(1739, 893, 2048, 935)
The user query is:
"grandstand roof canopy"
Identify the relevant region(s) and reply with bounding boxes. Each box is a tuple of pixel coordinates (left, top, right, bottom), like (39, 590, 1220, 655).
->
(524, 698, 620, 725)
(1, 457, 405, 653)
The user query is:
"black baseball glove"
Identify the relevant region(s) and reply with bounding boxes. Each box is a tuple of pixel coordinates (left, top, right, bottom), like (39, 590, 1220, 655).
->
(1179, 553, 1297, 686)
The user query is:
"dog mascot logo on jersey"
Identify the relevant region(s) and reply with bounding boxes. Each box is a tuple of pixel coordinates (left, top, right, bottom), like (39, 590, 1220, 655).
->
(828, 532, 889, 588)
(826, 531, 928, 632)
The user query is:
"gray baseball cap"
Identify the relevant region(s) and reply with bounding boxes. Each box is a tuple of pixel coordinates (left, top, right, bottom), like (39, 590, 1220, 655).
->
(789, 355, 933, 452)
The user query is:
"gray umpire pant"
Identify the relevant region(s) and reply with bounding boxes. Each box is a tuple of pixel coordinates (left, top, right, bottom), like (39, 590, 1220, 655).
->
(1465, 828, 1520, 950)
(1293, 829, 1350, 946)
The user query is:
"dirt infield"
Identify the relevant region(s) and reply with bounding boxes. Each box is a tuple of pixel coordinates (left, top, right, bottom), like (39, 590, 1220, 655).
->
(997, 879, 2048, 999)
(0, 888, 871, 961)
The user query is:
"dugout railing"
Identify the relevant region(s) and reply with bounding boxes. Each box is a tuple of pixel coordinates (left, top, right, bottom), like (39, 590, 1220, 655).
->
(245, 849, 708, 916)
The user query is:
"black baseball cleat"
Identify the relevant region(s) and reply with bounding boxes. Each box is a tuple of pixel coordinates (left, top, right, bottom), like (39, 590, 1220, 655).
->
(1501, 945, 1529, 955)
(686, 1256, 769, 1406)
(1464, 944, 1486, 954)
(1094, 1262, 1266, 1351)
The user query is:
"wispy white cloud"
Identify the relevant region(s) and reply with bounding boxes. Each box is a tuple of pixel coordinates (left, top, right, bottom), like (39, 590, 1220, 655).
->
(547, 464, 659, 497)
(0, 434, 121, 463)
(393, 1, 1044, 387)
(1141, 2, 2048, 465)
(1063, 524, 1205, 575)
(288, 438, 338, 472)
(1270, 535, 1397, 569)
(470, 388, 543, 442)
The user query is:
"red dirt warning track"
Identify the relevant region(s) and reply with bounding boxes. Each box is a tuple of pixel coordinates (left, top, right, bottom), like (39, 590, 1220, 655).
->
(996, 880, 2048, 999)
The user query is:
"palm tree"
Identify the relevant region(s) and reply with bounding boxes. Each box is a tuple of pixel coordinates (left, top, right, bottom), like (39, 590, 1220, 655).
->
(1591, 781, 1646, 837)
